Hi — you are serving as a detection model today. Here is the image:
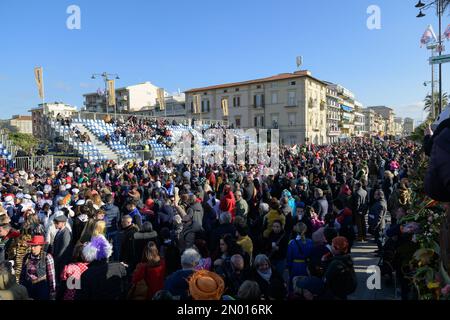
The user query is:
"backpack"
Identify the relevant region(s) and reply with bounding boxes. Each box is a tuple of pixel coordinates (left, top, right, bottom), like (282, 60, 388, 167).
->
(326, 257, 357, 297)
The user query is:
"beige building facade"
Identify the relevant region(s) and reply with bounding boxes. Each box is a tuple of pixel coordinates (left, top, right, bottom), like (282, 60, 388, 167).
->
(185, 71, 328, 145)
(84, 82, 160, 113)
(29, 102, 77, 139)
(9, 115, 33, 134)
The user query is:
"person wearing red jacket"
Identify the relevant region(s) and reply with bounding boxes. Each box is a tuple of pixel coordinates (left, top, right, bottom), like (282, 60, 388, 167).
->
(130, 241, 166, 300)
(219, 184, 236, 219)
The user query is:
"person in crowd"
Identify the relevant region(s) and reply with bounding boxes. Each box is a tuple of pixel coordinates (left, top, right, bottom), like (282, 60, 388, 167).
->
(188, 269, 225, 300)
(352, 181, 368, 242)
(237, 280, 261, 300)
(265, 220, 289, 278)
(76, 237, 127, 300)
(322, 236, 357, 300)
(129, 241, 166, 300)
(178, 214, 201, 252)
(19, 235, 56, 300)
(249, 254, 285, 300)
(368, 189, 388, 255)
(194, 239, 212, 271)
(262, 198, 285, 239)
(119, 215, 139, 271)
(286, 222, 313, 287)
(52, 215, 73, 283)
(103, 194, 121, 260)
(0, 261, 29, 300)
(164, 248, 200, 300)
(59, 244, 88, 300)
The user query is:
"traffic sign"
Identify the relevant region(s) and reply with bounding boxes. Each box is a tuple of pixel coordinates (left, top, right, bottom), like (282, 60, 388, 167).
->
(430, 54, 450, 65)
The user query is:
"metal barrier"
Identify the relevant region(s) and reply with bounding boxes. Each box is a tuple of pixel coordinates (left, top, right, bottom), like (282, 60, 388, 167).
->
(13, 155, 54, 171)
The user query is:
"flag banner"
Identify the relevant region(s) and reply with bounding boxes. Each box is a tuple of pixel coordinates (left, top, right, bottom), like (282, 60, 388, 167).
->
(193, 94, 201, 114)
(421, 24, 438, 47)
(157, 88, 166, 110)
(34, 67, 44, 100)
(107, 79, 115, 106)
(445, 24, 450, 41)
(221, 97, 229, 116)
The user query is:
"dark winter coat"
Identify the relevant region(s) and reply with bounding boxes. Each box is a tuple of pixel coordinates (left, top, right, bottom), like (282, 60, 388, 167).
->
(425, 119, 450, 202)
(76, 260, 128, 300)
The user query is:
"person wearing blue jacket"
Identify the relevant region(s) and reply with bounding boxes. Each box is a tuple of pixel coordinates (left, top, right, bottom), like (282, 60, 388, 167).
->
(281, 190, 296, 218)
(286, 222, 313, 290)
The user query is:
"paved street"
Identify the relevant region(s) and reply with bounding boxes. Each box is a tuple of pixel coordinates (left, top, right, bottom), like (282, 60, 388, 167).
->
(349, 239, 398, 300)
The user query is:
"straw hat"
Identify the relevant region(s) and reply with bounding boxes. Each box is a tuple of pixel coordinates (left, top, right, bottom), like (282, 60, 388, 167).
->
(188, 270, 225, 300)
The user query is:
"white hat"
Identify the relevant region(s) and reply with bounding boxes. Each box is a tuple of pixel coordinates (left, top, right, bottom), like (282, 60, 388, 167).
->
(67, 172, 73, 178)
(16, 193, 24, 199)
(19, 171, 26, 176)
(24, 194, 32, 200)
(4, 195, 14, 203)
(36, 191, 44, 196)
(155, 181, 162, 189)
(65, 184, 72, 190)
(72, 188, 80, 195)
(76, 199, 86, 206)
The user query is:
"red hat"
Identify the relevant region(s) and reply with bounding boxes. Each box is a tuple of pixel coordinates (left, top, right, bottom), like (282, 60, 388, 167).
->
(27, 235, 47, 246)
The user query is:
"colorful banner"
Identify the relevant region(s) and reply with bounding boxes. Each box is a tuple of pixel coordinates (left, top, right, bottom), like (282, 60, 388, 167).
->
(157, 88, 166, 110)
(34, 67, 44, 100)
(107, 79, 115, 106)
(221, 97, 229, 116)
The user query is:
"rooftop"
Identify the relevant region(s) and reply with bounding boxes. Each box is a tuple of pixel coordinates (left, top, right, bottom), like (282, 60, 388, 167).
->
(185, 70, 326, 93)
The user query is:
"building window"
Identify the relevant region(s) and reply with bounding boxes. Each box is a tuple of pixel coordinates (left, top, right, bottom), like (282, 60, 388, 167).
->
(271, 114, 279, 128)
(288, 113, 296, 126)
(235, 118, 241, 128)
(201, 100, 210, 112)
(235, 88, 240, 92)
(290, 81, 296, 86)
(204, 92, 207, 95)
(271, 82, 278, 88)
(224, 90, 228, 93)
(233, 96, 241, 107)
(271, 92, 278, 104)
(288, 91, 296, 106)
(254, 94, 265, 108)
(256, 85, 262, 89)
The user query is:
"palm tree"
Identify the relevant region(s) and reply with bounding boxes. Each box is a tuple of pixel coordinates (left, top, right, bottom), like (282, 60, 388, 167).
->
(424, 92, 448, 119)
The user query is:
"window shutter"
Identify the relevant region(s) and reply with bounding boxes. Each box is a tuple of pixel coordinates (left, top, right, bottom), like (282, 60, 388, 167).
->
(262, 94, 265, 107)
(254, 117, 257, 127)
(207, 100, 210, 112)
(253, 95, 257, 107)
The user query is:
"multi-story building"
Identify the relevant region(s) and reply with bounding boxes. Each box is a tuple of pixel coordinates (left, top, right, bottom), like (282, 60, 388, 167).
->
(9, 115, 33, 134)
(83, 82, 159, 113)
(394, 117, 404, 137)
(362, 108, 380, 136)
(325, 83, 355, 139)
(353, 101, 366, 137)
(367, 106, 395, 136)
(184, 70, 328, 145)
(404, 117, 415, 136)
(325, 84, 341, 143)
(134, 93, 187, 118)
(29, 102, 77, 139)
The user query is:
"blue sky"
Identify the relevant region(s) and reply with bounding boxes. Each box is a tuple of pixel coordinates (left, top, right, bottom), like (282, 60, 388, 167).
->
(0, 0, 449, 122)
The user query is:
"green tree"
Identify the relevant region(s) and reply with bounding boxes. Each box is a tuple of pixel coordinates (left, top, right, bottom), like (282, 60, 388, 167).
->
(8, 132, 40, 154)
(424, 92, 448, 120)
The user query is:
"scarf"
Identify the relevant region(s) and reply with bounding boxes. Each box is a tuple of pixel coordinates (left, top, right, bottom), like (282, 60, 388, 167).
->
(257, 268, 272, 283)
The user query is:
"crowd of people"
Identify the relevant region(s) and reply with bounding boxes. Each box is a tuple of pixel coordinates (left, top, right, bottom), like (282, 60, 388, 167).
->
(0, 137, 421, 300)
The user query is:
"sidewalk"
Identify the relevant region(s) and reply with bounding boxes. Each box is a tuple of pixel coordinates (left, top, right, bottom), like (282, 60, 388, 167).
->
(348, 239, 398, 300)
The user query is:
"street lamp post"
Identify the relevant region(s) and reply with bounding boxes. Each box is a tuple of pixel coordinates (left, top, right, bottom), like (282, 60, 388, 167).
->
(91, 72, 120, 117)
(415, 0, 449, 115)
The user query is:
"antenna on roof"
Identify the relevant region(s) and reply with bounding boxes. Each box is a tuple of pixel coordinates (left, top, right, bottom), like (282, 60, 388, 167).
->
(296, 56, 303, 70)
